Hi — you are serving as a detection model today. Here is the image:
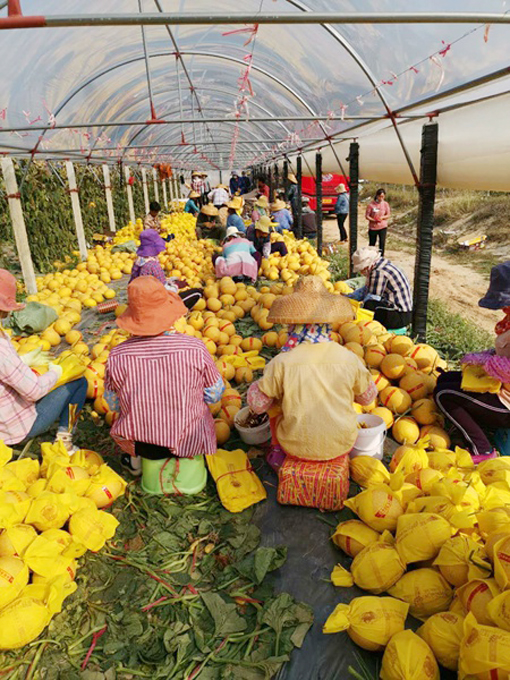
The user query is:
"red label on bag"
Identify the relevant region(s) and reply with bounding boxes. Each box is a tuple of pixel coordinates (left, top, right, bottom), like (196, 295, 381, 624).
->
(466, 582, 488, 610)
(0, 568, 14, 584)
(375, 495, 393, 518)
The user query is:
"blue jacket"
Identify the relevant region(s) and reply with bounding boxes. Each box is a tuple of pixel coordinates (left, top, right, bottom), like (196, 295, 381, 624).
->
(334, 193, 349, 215)
(227, 213, 246, 233)
(184, 199, 199, 215)
(271, 208, 293, 233)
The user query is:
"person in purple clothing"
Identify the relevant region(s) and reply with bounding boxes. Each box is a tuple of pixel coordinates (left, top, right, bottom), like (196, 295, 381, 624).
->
(270, 199, 293, 233)
(130, 229, 202, 308)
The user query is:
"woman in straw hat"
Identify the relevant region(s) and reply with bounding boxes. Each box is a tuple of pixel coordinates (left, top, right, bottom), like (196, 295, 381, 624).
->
(184, 191, 200, 216)
(247, 275, 377, 463)
(0, 269, 87, 452)
(334, 183, 349, 243)
(213, 226, 258, 283)
(104, 276, 224, 477)
(286, 172, 299, 218)
(247, 216, 289, 269)
(251, 194, 269, 223)
(209, 183, 230, 210)
(226, 197, 246, 234)
(270, 198, 293, 233)
(196, 203, 225, 241)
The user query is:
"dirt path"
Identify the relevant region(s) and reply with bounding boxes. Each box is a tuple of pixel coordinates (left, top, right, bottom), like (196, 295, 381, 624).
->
(322, 217, 499, 333)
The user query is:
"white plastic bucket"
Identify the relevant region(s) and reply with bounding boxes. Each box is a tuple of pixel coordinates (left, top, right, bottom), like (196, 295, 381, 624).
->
(350, 414, 387, 460)
(234, 407, 271, 445)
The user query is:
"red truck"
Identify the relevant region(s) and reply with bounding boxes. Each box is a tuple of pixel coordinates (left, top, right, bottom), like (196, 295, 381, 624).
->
(301, 173, 349, 214)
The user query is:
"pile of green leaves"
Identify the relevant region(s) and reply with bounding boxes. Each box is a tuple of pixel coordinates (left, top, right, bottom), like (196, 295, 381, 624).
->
(0, 486, 312, 680)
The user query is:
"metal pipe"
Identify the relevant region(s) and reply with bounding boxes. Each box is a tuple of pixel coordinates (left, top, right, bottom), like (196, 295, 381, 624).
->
(3, 13, 510, 30)
(348, 142, 359, 276)
(315, 152, 323, 255)
(295, 156, 303, 239)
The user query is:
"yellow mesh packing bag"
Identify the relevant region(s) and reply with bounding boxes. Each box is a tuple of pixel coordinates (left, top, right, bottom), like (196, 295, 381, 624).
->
(349, 456, 390, 488)
(477, 508, 510, 538)
(487, 591, 510, 632)
(45, 462, 91, 496)
(395, 513, 452, 565)
(350, 542, 406, 594)
(0, 491, 31, 528)
(68, 507, 119, 552)
(24, 491, 73, 531)
(0, 556, 29, 609)
(388, 568, 453, 620)
(23, 532, 76, 578)
(331, 519, 380, 557)
(390, 439, 429, 475)
(206, 449, 266, 513)
(456, 578, 501, 626)
(32, 558, 77, 585)
(432, 477, 481, 512)
(344, 484, 404, 532)
(85, 464, 127, 508)
(323, 596, 409, 651)
(485, 527, 510, 562)
(0, 524, 37, 558)
(380, 629, 439, 680)
(405, 467, 444, 494)
(433, 535, 492, 587)
(4, 459, 40, 487)
(477, 457, 510, 486)
(459, 612, 510, 679)
(388, 473, 423, 509)
(417, 611, 464, 672)
(70, 449, 104, 475)
(330, 563, 353, 587)
(493, 535, 510, 590)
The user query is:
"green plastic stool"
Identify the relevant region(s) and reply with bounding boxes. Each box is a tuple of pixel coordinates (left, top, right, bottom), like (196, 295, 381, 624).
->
(141, 455, 207, 495)
(392, 327, 409, 336)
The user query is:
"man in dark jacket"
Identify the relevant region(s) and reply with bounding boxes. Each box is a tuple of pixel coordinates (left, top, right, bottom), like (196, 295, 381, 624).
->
(300, 197, 317, 239)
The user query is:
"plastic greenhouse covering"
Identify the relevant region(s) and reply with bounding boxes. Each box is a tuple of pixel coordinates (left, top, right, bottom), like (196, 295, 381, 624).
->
(1, 1, 510, 188)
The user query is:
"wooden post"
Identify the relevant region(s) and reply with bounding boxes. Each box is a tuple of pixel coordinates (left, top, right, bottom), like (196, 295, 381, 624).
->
(316, 152, 323, 255)
(168, 177, 175, 205)
(295, 155, 303, 239)
(162, 176, 168, 209)
(274, 163, 280, 198)
(124, 166, 136, 223)
(102, 164, 116, 232)
(152, 167, 160, 202)
(1, 158, 37, 294)
(65, 161, 87, 261)
(174, 177, 180, 199)
(141, 168, 150, 214)
(413, 122, 439, 341)
(348, 142, 360, 277)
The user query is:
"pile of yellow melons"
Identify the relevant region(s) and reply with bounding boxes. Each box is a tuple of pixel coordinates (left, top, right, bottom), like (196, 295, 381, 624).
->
(111, 212, 197, 246)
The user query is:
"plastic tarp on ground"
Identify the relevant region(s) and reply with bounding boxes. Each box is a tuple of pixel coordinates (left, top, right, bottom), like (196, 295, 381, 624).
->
(0, 1, 510, 188)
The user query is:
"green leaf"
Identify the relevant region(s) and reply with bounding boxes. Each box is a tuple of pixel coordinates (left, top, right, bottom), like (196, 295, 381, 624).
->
(236, 547, 287, 584)
(201, 591, 248, 637)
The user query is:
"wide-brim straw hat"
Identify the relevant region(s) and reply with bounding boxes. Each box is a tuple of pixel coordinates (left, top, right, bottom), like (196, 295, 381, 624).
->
(117, 277, 187, 336)
(227, 197, 243, 210)
(288, 173, 298, 184)
(216, 183, 229, 190)
(226, 226, 242, 239)
(271, 199, 287, 212)
(255, 216, 279, 234)
(191, 171, 201, 177)
(189, 191, 200, 199)
(268, 275, 355, 324)
(336, 183, 347, 193)
(255, 195, 269, 208)
(200, 203, 219, 217)
(0, 270, 24, 312)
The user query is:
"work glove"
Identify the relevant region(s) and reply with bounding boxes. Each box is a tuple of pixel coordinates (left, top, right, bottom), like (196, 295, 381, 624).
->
(47, 363, 63, 379)
(19, 348, 51, 368)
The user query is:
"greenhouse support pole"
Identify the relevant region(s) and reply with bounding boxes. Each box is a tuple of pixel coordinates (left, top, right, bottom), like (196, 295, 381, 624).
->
(141, 168, 150, 214)
(412, 122, 439, 342)
(124, 166, 136, 223)
(102, 164, 116, 232)
(283, 159, 289, 197)
(168, 177, 174, 204)
(348, 142, 359, 277)
(162, 177, 168, 209)
(274, 163, 279, 196)
(152, 167, 160, 202)
(65, 161, 87, 261)
(316, 152, 323, 256)
(267, 167, 273, 202)
(295, 155, 303, 239)
(1, 158, 37, 295)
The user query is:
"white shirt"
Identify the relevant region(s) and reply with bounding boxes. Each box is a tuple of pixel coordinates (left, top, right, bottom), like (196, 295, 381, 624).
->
(209, 188, 230, 206)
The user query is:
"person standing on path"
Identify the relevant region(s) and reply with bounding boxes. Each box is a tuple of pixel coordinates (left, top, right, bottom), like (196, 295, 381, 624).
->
(334, 183, 349, 243)
(365, 188, 391, 255)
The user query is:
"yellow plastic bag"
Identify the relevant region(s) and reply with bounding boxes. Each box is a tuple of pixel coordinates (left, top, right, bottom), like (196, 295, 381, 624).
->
(477, 457, 510, 485)
(0, 555, 29, 609)
(0, 595, 51, 650)
(85, 464, 127, 508)
(70, 449, 104, 475)
(23, 532, 76, 578)
(458, 612, 510, 679)
(388, 568, 453, 620)
(349, 456, 390, 488)
(483, 484, 510, 511)
(0, 441, 13, 467)
(23, 573, 78, 614)
(0, 468, 26, 492)
(68, 507, 119, 552)
(380, 629, 439, 680)
(487, 591, 510, 632)
(40, 440, 71, 477)
(432, 477, 481, 512)
(323, 596, 409, 651)
(456, 578, 501, 625)
(427, 449, 457, 472)
(395, 513, 452, 564)
(390, 439, 429, 475)
(41, 528, 87, 558)
(0, 491, 31, 528)
(25, 491, 73, 531)
(433, 535, 492, 587)
(461, 364, 501, 393)
(417, 611, 464, 672)
(405, 467, 444, 494)
(344, 484, 404, 532)
(0, 524, 37, 558)
(4, 459, 40, 487)
(206, 449, 267, 513)
(485, 528, 510, 562)
(350, 542, 406, 594)
(477, 508, 510, 538)
(45, 463, 91, 496)
(330, 563, 353, 587)
(493, 535, 510, 591)
(51, 352, 87, 388)
(331, 519, 380, 557)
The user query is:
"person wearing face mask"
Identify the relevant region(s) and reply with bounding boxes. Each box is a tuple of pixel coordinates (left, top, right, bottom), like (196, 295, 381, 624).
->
(365, 188, 391, 255)
(435, 262, 510, 463)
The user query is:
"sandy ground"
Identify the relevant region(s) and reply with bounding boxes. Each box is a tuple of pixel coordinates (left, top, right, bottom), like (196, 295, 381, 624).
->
(322, 216, 498, 334)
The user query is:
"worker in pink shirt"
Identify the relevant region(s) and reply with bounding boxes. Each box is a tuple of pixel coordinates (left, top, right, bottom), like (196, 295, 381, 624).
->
(365, 188, 391, 255)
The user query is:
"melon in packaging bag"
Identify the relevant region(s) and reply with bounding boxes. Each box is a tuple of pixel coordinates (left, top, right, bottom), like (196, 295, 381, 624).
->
(395, 513, 452, 564)
(45, 463, 91, 496)
(323, 596, 409, 651)
(483, 484, 510, 511)
(417, 611, 464, 671)
(0, 490, 31, 528)
(0, 468, 26, 493)
(40, 440, 70, 476)
(41, 528, 87, 558)
(4, 458, 40, 487)
(331, 519, 380, 557)
(485, 527, 510, 562)
(487, 591, 510, 632)
(0, 555, 29, 609)
(349, 456, 390, 488)
(24, 491, 73, 531)
(459, 612, 510, 679)
(70, 449, 104, 475)
(68, 506, 119, 552)
(23, 573, 78, 614)
(0, 524, 37, 558)
(477, 457, 510, 485)
(380, 629, 439, 680)
(405, 467, 444, 494)
(388, 568, 453, 620)
(477, 508, 510, 538)
(350, 542, 406, 594)
(493, 535, 510, 590)
(85, 464, 127, 508)
(0, 441, 13, 467)
(344, 484, 404, 532)
(433, 535, 492, 587)
(330, 563, 353, 587)
(390, 439, 429, 475)
(23, 532, 76, 578)
(456, 578, 501, 625)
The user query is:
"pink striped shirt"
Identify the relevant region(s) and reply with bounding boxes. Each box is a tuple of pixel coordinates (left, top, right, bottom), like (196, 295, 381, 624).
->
(104, 334, 221, 458)
(0, 334, 57, 445)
